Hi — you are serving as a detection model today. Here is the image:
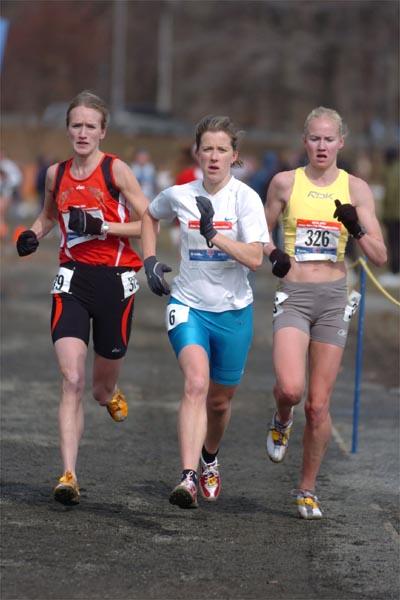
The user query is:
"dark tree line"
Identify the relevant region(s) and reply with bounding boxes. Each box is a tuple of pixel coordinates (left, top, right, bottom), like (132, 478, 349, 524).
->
(1, 0, 398, 142)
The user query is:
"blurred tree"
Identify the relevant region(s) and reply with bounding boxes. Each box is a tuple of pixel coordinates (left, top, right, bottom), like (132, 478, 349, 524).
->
(0, 0, 398, 142)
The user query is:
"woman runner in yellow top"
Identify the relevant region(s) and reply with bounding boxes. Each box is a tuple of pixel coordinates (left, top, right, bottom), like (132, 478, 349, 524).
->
(263, 106, 387, 519)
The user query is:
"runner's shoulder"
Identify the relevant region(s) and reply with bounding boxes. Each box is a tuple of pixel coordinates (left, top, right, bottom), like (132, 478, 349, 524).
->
(270, 169, 296, 195)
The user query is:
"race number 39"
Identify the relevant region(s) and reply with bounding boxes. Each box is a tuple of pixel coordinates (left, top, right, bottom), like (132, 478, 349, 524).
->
(51, 266, 74, 294)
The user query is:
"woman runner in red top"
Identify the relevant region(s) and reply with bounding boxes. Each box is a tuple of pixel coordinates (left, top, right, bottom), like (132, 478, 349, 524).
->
(16, 91, 150, 505)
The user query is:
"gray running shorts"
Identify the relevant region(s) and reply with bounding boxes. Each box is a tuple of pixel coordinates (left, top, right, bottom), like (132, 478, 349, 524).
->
(272, 278, 351, 348)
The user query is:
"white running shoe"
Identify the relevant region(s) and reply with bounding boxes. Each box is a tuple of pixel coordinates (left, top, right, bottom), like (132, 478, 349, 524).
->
(296, 490, 323, 519)
(266, 412, 293, 463)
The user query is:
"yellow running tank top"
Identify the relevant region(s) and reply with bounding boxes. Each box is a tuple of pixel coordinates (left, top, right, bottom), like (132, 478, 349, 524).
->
(283, 167, 350, 263)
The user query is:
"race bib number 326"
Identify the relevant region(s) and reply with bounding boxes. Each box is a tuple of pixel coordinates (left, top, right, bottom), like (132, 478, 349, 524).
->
(294, 219, 341, 262)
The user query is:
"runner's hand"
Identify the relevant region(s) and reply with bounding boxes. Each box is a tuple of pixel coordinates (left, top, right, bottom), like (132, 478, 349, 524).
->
(68, 207, 103, 235)
(16, 230, 39, 256)
(333, 200, 364, 238)
(269, 248, 291, 278)
(143, 255, 172, 296)
(196, 196, 217, 246)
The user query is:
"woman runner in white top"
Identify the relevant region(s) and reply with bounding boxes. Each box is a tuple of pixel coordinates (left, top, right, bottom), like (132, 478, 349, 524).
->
(141, 115, 269, 509)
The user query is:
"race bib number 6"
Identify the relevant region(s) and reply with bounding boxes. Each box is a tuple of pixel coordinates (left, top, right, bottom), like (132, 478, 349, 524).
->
(166, 304, 190, 332)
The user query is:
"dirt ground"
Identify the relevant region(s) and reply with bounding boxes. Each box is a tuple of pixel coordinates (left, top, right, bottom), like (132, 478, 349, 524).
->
(1, 224, 399, 600)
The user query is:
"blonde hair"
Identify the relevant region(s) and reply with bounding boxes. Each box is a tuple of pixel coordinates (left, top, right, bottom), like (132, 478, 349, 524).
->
(66, 90, 109, 129)
(304, 106, 348, 138)
(195, 114, 244, 167)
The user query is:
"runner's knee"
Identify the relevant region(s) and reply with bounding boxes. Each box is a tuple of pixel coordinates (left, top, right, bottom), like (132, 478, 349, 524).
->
(207, 392, 233, 414)
(274, 382, 303, 406)
(304, 398, 330, 428)
(183, 374, 209, 404)
(60, 367, 85, 397)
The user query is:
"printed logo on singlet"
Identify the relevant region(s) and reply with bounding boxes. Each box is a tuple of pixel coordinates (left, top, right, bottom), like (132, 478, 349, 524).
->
(76, 185, 85, 190)
(307, 191, 334, 199)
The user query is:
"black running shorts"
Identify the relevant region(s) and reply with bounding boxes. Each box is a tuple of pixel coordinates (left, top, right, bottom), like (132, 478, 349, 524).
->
(50, 261, 138, 359)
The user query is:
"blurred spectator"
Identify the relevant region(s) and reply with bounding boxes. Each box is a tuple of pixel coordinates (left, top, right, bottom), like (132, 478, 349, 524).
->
(175, 145, 202, 185)
(171, 145, 202, 247)
(248, 150, 284, 249)
(156, 162, 174, 193)
(231, 155, 257, 182)
(378, 147, 400, 287)
(36, 155, 53, 209)
(0, 152, 25, 237)
(0, 151, 23, 212)
(248, 151, 280, 203)
(0, 165, 12, 238)
(130, 148, 157, 200)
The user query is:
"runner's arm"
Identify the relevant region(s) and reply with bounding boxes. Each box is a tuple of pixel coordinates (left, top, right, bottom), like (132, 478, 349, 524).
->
(349, 176, 387, 267)
(209, 235, 264, 272)
(263, 171, 293, 258)
(27, 165, 59, 239)
(141, 207, 160, 259)
(109, 159, 150, 238)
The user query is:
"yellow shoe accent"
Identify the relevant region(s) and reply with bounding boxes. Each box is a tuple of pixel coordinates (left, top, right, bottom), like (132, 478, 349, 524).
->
(107, 388, 128, 422)
(296, 490, 323, 519)
(54, 471, 80, 505)
(266, 412, 293, 463)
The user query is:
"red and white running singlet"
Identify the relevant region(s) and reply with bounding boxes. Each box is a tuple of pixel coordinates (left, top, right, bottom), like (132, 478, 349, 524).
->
(53, 154, 142, 269)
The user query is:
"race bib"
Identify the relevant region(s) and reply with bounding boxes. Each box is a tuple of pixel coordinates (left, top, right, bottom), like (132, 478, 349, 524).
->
(343, 290, 361, 322)
(51, 266, 74, 294)
(294, 219, 341, 262)
(166, 304, 190, 332)
(187, 220, 235, 268)
(61, 208, 106, 248)
(273, 290, 289, 318)
(121, 271, 139, 299)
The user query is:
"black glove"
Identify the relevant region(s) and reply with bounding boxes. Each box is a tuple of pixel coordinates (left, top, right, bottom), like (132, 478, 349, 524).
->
(68, 206, 103, 235)
(333, 200, 364, 238)
(269, 248, 291, 278)
(196, 196, 217, 247)
(143, 255, 172, 296)
(16, 230, 39, 257)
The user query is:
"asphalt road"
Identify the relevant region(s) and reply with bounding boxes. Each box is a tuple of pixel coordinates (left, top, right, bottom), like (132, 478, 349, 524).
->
(1, 226, 399, 600)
